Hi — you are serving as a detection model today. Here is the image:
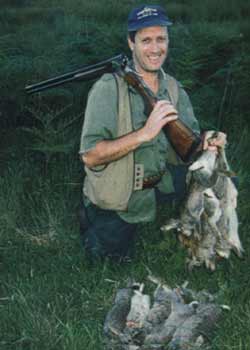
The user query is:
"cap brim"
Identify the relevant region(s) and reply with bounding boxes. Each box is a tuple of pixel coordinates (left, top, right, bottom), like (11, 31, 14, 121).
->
(128, 19, 172, 32)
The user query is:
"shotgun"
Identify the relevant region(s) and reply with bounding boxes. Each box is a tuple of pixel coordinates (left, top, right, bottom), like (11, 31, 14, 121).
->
(25, 54, 202, 162)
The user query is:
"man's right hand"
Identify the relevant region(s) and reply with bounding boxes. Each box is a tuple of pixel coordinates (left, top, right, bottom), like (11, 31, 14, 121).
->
(138, 100, 178, 142)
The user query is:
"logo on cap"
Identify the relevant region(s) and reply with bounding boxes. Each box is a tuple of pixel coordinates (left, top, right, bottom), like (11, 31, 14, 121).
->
(137, 7, 158, 20)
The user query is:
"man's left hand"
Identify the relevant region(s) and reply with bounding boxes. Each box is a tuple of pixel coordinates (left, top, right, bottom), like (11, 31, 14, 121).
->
(203, 131, 227, 153)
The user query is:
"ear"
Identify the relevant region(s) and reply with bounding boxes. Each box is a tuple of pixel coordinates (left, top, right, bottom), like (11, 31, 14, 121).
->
(127, 36, 134, 52)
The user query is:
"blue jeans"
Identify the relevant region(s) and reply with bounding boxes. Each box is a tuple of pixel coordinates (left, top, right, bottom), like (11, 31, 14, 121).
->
(80, 201, 137, 261)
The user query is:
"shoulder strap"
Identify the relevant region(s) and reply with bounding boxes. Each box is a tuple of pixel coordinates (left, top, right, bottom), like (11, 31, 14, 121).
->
(165, 73, 179, 107)
(113, 73, 133, 136)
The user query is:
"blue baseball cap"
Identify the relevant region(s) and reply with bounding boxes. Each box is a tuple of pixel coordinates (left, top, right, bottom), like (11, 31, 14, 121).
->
(127, 5, 172, 32)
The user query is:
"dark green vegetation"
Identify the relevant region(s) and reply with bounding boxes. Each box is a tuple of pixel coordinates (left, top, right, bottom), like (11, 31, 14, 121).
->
(1, 0, 250, 349)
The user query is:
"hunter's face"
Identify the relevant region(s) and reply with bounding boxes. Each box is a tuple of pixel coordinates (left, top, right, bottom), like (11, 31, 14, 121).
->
(128, 26, 168, 74)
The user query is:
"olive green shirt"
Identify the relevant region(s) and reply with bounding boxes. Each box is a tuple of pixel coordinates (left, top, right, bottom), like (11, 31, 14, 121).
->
(79, 70, 199, 223)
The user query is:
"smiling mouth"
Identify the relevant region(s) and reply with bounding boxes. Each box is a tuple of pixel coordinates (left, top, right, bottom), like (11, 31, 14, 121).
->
(148, 56, 162, 63)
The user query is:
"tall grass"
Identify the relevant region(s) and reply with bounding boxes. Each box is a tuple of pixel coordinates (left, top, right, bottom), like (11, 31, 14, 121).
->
(1, 0, 250, 349)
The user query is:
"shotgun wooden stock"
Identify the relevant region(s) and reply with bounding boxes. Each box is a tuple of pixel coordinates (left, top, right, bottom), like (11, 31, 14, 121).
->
(122, 69, 203, 163)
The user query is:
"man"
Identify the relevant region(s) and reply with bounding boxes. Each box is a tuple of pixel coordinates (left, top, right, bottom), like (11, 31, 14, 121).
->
(79, 5, 225, 261)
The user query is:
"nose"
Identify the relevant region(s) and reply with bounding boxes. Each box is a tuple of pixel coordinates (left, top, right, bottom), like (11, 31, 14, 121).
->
(149, 40, 161, 53)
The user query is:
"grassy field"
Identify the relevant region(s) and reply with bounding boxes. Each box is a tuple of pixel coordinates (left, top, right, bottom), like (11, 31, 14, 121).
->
(1, 0, 250, 349)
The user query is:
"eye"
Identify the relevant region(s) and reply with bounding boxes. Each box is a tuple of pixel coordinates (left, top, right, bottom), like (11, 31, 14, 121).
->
(157, 37, 167, 43)
(142, 38, 151, 44)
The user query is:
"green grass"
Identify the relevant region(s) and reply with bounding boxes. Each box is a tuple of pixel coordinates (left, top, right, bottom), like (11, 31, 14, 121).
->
(1, 152, 250, 349)
(1, 0, 250, 349)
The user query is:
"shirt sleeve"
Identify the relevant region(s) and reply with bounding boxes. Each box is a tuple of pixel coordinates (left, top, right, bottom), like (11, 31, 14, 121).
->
(79, 73, 118, 154)
(177, 83, 200, 134)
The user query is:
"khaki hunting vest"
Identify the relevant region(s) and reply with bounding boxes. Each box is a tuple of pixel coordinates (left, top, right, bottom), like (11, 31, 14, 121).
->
(84, 72, 179, 211)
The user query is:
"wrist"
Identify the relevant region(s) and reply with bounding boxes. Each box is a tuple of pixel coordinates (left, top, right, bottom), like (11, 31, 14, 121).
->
(135, 126, 150, 144)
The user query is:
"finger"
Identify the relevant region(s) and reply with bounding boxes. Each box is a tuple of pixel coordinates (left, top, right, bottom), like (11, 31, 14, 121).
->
(160, 105, 178, 116)
(154, 107, 177, 119)
(209, 136, 227, 148)
(207, 145, 218, 153)
(164, 109, 178, 117)
(208, 139, 217, 146)
(155, 100, 173, 110)
(203, 139, 209, 150)
(156, 99, 172, 105)
(161, 115, 178, 126)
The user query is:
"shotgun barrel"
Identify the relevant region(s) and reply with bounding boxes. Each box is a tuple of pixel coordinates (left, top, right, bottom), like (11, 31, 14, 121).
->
(25, 53, 127, 94)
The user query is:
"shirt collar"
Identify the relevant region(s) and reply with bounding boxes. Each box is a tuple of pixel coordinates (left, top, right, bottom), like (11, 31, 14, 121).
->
(127, 61, 168, 98)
